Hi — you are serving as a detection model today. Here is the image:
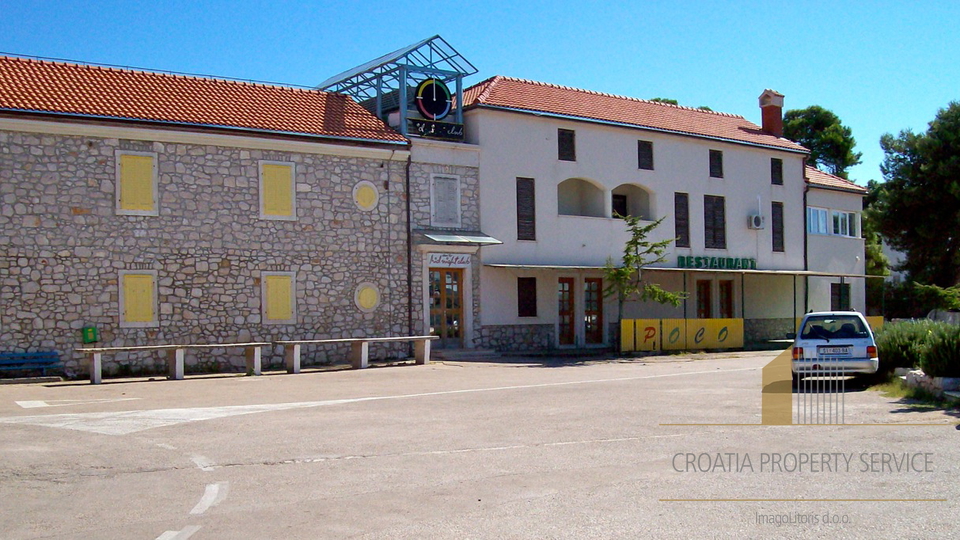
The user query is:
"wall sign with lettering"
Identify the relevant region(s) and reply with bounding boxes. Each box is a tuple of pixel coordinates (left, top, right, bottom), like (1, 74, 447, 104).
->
(677, 256, 757, 270)
(429, 253, 471, 268)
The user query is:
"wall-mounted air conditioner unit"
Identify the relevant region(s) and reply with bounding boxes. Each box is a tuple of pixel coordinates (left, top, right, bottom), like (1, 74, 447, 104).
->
(748, 214, 766, 229)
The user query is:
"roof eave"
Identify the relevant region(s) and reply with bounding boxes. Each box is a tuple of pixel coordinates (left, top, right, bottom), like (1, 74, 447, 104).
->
(464, 103, 809, 154)
(806, 182, 868, 195)
(0, 108, 409, 147)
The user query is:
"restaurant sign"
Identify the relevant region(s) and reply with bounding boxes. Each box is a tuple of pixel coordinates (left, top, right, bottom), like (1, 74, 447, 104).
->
(677, 255, 757, 270)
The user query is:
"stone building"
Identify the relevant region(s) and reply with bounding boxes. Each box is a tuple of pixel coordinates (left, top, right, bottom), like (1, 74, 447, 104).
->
(0, 55, 417, 375)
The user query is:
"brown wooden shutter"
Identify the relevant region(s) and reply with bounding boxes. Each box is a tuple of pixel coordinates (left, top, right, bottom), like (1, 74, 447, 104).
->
(771, 158, 783, 185)
(772, 201, 784, 252)
(517, 277, 537, 317)
(516, 177, 536, 240)
(709, 150, 723, 178)
(674, 192, 690, 248)
(704, 195, 726, 249)
(558, 129, 576, 161)
(638, 140, 654, 170)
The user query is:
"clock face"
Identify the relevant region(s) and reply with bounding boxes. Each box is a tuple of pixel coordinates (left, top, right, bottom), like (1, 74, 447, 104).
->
(415, 78, 452, 121)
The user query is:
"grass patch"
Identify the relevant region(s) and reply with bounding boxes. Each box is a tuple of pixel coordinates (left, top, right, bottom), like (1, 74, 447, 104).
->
(869, 377, 958, 410)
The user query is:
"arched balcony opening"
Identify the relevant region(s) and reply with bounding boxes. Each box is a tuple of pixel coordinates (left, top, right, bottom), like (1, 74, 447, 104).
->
(612, 183, 653, 220)
(558, 178, 605, 218)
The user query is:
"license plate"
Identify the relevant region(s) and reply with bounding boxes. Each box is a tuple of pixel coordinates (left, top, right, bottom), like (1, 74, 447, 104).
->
(818, 346, 850, 356)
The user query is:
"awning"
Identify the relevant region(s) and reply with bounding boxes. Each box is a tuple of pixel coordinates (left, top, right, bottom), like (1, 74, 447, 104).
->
(483, 263, 881, 279)
(416, 230, 502, 245)
(484, 263, 606, 271)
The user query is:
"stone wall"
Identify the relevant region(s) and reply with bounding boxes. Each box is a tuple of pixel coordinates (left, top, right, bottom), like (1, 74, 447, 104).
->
(480, 324, 554, 352)
(0, 127, 412, 375)
(409, 157, 484, 348)
(745, 318, 796, 347)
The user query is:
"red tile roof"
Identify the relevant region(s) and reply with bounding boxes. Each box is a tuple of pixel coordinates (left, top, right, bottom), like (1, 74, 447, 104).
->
(805, 165, 867, 194)
(0, 55, 407, 144)
(463, 76, 807, 153)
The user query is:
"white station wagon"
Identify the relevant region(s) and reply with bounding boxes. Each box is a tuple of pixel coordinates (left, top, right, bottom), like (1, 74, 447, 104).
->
(792, 311, 879, 379)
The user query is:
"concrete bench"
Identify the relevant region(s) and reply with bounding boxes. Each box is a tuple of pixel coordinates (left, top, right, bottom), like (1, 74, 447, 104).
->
(0, 351, 62, 376)
(74, 342, 271, 384)
(275, 335, 439, 373)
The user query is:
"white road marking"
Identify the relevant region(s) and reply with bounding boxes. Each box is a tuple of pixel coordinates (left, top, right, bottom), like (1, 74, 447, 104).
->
(15, 398, 141, 409)
(13, 401, 48, 409)
(191, 455, 215, 472)
(0, 366, 758, 436)
(155, 525, 201, 540)
(190, 482, 228, 515)
(156, 443, 178, 450)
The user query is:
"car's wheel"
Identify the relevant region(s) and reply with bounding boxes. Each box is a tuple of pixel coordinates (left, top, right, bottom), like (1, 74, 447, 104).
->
(792, 372, 802, 389)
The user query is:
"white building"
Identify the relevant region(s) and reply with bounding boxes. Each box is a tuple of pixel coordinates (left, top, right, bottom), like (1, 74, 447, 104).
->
(457, 78, 867, 351)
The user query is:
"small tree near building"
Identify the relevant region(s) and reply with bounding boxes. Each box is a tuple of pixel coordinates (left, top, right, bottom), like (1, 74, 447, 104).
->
(604, 215, 686, 352)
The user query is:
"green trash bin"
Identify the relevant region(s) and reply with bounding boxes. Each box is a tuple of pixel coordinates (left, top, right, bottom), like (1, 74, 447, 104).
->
(81, 326, 99, 344)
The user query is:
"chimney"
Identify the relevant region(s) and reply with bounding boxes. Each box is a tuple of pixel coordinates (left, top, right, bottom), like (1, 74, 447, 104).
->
(759, 89, 785, 137)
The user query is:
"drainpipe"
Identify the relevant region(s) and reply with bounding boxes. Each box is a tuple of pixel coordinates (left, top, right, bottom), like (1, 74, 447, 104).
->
(405, 154, 414, 343)
(803, 159, 810, 314)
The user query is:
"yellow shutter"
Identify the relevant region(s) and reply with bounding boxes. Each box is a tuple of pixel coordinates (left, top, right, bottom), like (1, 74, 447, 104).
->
(262, 164, 293, 217)
(123, 274, 155, 323)
(119, 155, 155, 211)
(265, 275, 293, 321)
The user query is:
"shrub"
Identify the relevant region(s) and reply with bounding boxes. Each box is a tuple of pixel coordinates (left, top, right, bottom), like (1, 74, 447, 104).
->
(920, 324, 960, 378)
(873, 320, 940, 375)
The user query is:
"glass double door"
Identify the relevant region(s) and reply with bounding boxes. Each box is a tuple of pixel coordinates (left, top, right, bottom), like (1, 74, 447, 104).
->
(558, 277, 604, 346)
(429, 268, 463, 349)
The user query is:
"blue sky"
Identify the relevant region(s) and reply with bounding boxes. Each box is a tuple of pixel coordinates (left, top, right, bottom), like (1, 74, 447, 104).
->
(3, 0, 957, 184)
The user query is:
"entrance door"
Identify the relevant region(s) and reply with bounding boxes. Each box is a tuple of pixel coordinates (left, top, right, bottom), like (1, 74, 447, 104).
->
(696, 280, 713, 319)
(584, 278, 604, 344)
(718, 280, 734, 319)
(558, 277, 575, 345)
(429, 268, 463, 349)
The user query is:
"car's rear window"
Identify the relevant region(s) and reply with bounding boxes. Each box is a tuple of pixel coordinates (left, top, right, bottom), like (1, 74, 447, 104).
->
(800, 316, 869, 340)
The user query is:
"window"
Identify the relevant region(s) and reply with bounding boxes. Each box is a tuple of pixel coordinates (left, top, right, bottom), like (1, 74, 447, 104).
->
(558, 129, 576, 161)
(612, 194, 628, 218)
(262, 272, 296, 324)
(832, 211, 859, 237)
(771, 158, 783, 185)
(259, 161, 296, 220)
(831, 283, 851, 311)
(674, 192, 690, 248)
(119, 271, 158, 328)
(704, 195, 726, 249)
(516, 177, 536, 240)
(772, 202, 785, 252)
(116, 152, 158, 215)
(709, 150, 723, 178)
(807, 207, 829, 235)
(517, 277, 537, 317)
(431, 174, 461, 227)
(637, 140, 654, 170)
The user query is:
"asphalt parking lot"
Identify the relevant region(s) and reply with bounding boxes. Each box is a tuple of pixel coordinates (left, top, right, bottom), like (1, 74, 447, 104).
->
(0, 350, 957, 539)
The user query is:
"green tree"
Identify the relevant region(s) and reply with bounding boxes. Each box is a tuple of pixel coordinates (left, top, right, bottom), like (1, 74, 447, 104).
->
(862, 180, 890, 315)
(604, 215, 686, 350)
(783, 106, 862, 178)
(650, 97, 679, 105)
(875, 101, 960, 287)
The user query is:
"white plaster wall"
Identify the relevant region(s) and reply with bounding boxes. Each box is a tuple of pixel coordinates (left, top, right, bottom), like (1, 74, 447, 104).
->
(806, 187, 866, 312)
(466, 108, 808, 271)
